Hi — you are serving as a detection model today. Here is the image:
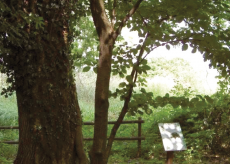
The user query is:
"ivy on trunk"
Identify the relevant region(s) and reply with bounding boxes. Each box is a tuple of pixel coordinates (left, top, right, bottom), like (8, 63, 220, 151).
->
(0, 1, 88, 163)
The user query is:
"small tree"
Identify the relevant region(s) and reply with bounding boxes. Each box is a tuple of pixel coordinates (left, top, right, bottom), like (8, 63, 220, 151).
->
(88, 1, 230, 162)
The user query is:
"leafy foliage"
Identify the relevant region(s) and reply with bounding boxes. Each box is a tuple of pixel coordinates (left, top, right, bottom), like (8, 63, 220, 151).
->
(0, 0, 86, 96)
(1, 0, 229, 117)
(92, 0, 230, 117)
(1, 73, 230, 163)
(71, 16, 99, 71)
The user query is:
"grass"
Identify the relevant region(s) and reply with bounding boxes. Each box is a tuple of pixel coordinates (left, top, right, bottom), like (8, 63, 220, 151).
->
(0, 94, 18, 163)
(0, 69, 224, 164)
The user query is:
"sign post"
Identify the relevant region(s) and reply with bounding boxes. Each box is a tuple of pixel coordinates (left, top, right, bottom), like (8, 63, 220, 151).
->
(158, 123, 187, 164)
(166, 151, 174, 164)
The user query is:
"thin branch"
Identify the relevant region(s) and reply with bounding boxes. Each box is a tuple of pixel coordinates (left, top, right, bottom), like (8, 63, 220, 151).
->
(156, 15, 177, 24)
(138, 9, 177, 26)
(108, 0, 117, 28)
(111, 0, 117, 28)
(127, 31, 149, 65)
(141, 37, 203, 61)
(114, 0, 143, 38)
(137, 11, 148, 27)
(105, 31, 149, 159)
(108, 0, 113, 22)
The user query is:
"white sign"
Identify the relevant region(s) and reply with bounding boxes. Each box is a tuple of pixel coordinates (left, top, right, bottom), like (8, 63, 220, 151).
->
(158, 123, 187, 151)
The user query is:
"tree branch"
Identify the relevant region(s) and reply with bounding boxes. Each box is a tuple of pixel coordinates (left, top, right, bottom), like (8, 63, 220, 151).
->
(90, 0, 112, 37)
(108, 0, 113, 21)
(105, 31, 149, 160)
(108, 0, 117, 28)
(111, 0, 117, 28)
(115, 0, 143, 38)
(142, 36, 203, 60)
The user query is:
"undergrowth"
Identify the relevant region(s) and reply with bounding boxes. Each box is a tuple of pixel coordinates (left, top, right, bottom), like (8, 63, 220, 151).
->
(0, 73, 229, 164)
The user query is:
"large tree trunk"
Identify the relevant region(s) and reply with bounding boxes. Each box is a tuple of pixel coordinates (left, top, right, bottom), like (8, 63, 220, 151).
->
(15, 63, 88, 164)
(10, 1, 88, 164)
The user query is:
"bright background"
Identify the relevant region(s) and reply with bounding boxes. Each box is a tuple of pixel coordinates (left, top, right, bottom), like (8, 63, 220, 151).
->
(121, 28, 219, 95)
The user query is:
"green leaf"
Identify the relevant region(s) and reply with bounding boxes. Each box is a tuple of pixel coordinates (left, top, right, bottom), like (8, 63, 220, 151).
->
(119, 72, 125, 78)
(222, 69, 227, 77)
(93, 67, 97, 73)
(141, 59, 148, 65)
(128, 100, 138, 108)
(190, 97, 199, 103)
(181, 98, 189, 109)
(119, 82, 126, 88)
(196, 101, 206, 108)
(84, 60, 91, 65)
(166, 45, 170, 50)
(155, 96, 162, 102)
(126, 75, 133, 83)
(142, 65, 151, 71)
(137, 110, 144, 115)
(204, 95, 214, 104)
(165, 93, 169, 98)
(191, 48, 197, 53)
(182, 44, 188, 51)
(83, 66, 90, 72)
(140, 88, 146, 93)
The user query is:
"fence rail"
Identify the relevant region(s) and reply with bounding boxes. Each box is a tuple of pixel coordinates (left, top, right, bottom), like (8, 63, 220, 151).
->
(0, 117, 145, 156)
(0, 126, 19, 129)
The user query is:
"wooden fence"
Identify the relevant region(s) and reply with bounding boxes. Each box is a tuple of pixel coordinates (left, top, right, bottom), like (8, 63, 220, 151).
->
(0, 117, 145, 156)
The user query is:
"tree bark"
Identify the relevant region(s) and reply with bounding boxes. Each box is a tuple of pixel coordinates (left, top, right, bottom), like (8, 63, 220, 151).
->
(89, 0, 115, 163)
(89, 0, 143, 163)
(15, 70, 88, 164)
(9, 1, 89, 164)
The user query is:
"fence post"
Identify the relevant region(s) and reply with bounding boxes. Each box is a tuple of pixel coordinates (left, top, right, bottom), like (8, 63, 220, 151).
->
(137, 117, 142, 157)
